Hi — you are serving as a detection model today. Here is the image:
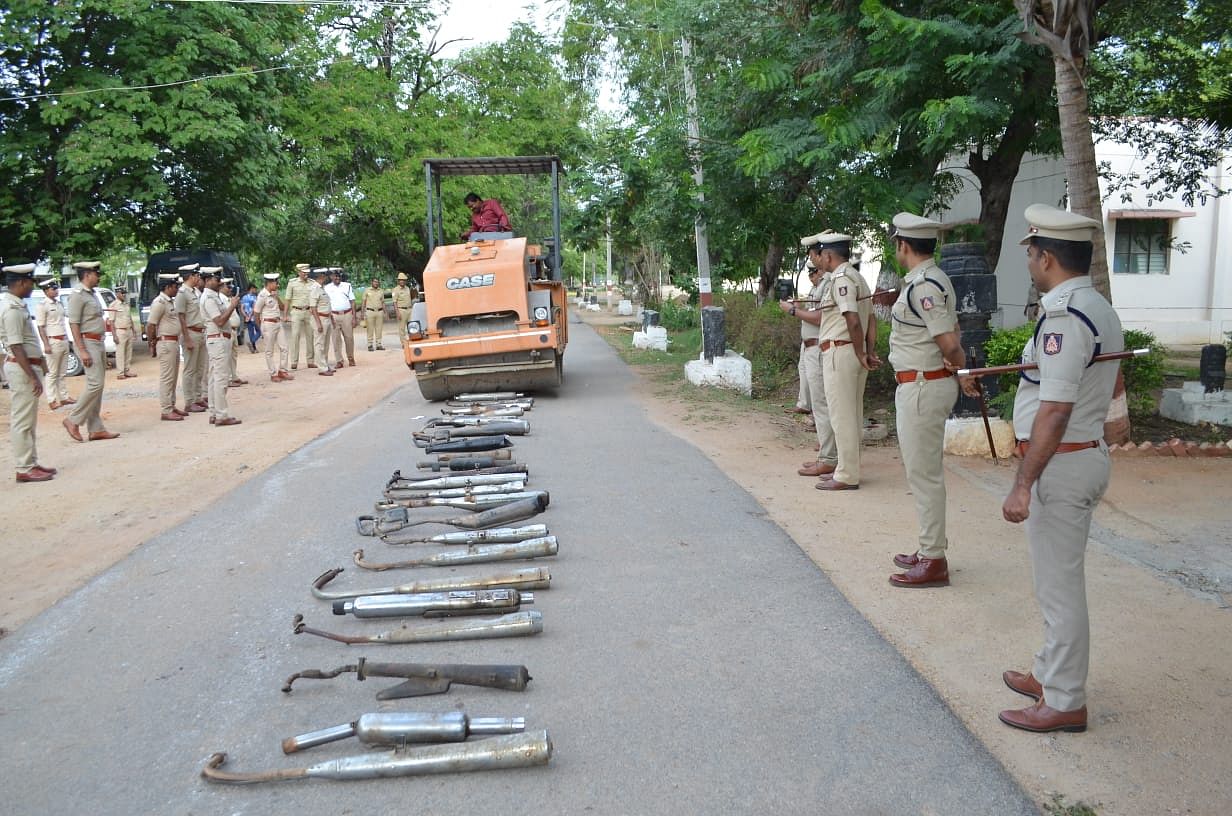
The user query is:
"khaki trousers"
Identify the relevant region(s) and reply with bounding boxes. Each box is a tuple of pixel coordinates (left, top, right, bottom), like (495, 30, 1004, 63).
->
(1027, 445, 1110, 712)
(289, 308, 314, 365)
(4, 361, 40, 472)
(364, 308, 385, 349)
(182, 328, 205, 405)
(156, 339, 180, 413)
(260, 320, 288, 374)
(802, 345, 836, 466)
(315, 319, 340, 369)
(205, 336, 231, 419)
(895, 376, 958, 558)
(334, 313, 355, 361)
(229, 336, 238, 381)
(821, 345, 867, 485)
(67, 338, 106, 434)
(45, 338, 69, 403)
(396, 308, 410, 344)
(114, 328, 134, 374)
(796, 342, 811, 411)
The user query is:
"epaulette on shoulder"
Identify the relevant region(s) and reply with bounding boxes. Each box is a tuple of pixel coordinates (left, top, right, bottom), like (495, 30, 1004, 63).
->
(1043, 289, 1073, 318)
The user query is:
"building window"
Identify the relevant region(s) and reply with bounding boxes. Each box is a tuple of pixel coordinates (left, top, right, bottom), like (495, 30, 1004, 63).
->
(1113, 218, 1169, 275)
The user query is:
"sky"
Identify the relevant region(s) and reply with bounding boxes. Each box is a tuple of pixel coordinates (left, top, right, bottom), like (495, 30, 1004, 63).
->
(434, 0, 558, 59)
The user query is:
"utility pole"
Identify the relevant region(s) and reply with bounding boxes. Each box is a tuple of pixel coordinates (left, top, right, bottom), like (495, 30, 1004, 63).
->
(680, 37, 713, 307)
(605, 213, 613, 309)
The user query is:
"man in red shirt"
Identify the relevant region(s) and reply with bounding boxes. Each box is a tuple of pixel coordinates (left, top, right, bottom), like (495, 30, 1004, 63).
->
(461, 192, 512, 240)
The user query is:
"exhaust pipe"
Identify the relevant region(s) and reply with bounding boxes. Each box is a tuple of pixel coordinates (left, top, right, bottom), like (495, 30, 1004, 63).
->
(374, 490, 548, 512)
(283, 711, 526, 754)
(428, 449, 513, 463)
(311, 565, 552, 600)
(352, 536, 558, 571)
(280, 658, 532, 699)
(332, 588, 533, 619)
(202, 730, 552, 784)
(389, 465, 526, 482)
(387, 524, 548, 546)
(384, 482, 526, 500)
(291, 609, 544, 645)
(422, 435, 513, 453)
(357, 494, 548, 536)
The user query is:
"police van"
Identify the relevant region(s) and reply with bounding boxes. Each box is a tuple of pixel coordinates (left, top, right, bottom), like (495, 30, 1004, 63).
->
(139, 249, 249, 337)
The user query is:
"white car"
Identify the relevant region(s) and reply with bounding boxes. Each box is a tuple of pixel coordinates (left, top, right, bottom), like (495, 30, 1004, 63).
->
(23, 287, 119, 377)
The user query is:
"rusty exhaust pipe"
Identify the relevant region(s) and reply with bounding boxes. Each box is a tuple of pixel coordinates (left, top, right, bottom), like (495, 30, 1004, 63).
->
(311, 565, 551, 600)
(352, 536, 558, 572)
(280, 657, 532, 698)
(291, 609, 544, 645)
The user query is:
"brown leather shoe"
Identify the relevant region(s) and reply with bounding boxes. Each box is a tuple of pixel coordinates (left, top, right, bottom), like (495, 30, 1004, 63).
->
(999, 700, 1087, 733)
(271, 373, 283, 382)
(348, 358, 356, 366)
(48, 400, 63, 410)
(889, 556, 950, 588)
(307, 363, 318, 369)
(16, 469, 54, 483)
(291, 363, 298, 370)
(88, 430, 120, 441)
(172, 407, 189, 417)
(798, 461, 836, 477)
(816, 478, 858, 491)
(62, 417, 84, 442)
(186, 404, 206, 413)
(215, 417, 242, 427)
(33, 465, 58, 476)
(62, 397, 77, 405)
(1003, 670, 1043, 701)
(161, 413, 185, 421)
(894, 552, 920, 569)
(318, 369, 334, 376)
(279, 370, 295, 380)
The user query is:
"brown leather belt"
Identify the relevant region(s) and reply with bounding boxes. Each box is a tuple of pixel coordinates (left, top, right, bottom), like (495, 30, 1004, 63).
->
(366, 307, 382, 312)
(49, 334, 67, 340)
(158, 335, 180, 341)
(1015, 440, 1099, 458)
(262, 317, 281, 323)
(188, 326, 205, 333)
(820, 339, 851, 352)
(333, 308, 353, 315)
(802, 338, 818, 348)
(207, 332, 232, 339)
(83, 332, 103, 341)
(895, 368, 954, 384)
(291, 305, 309, 310)
(5, 355, 45, 365)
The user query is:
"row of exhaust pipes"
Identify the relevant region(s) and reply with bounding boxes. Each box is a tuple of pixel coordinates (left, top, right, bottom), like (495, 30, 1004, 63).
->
(204, 392, 557, 785)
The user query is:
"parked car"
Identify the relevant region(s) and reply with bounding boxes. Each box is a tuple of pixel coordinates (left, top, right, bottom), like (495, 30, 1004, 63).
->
(24, 287, 118, 376)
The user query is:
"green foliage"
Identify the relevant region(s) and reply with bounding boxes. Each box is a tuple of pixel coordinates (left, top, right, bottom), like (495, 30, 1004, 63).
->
(984, 323, 1036, 417)
(658, 299, 699, 331)
(1043, 793, 1100, 816)
(1121, 329, 1166, 417)
(717, 293, 799, 396)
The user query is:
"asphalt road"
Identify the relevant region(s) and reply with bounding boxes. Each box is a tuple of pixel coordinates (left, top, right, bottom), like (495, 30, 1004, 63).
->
(0, 319, 1038, 814)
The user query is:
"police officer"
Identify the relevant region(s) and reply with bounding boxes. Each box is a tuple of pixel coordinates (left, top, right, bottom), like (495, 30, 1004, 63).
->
(2, 263, 55, 481)
(34, 277, 72, 409)
(106, 285, 137, 378)
(883, 214, 967, 587)
(220, 278, 247, 386)
(174, 263, 207, 412)
(813, 232, 875, 491)
(199, 267, 242, 426)
(62, 261, 119, 443)
(362, 277, 386, 351)
(998, 204, 1123, 734)
(148, 273, 186, 420)
(326, 268, 357, 365)
(310, 267, 339, 375)
(392, 272, 415, 344)
(285, 262, 316, 370)
(253, 272, 292, 381)
(779, 246, 837, 478)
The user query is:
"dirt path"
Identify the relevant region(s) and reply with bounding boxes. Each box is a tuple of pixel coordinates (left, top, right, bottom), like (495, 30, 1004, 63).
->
(0, 327, 410, 634)
(615, 333, 1231, 814)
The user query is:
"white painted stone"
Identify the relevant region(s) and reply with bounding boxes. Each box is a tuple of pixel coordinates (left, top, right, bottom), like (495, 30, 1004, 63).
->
(586, 303, 601, 312)
(863, 419, 889, 443)
(944, 416, 1016, 458)
(617, 299, 634, 316)
(632, 326, 669, 351)
(1160, 383, 1232, 427)
(684, 350, 752, 396)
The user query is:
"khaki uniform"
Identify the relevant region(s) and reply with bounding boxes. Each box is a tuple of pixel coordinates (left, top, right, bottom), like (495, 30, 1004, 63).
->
(66, 287, 108, 434)
(801, 278, 836, 467)
(889, 259, 959, 559)
(200, 289, 233, 420)
(253, 288, 287, 374)
(175, 285, 207, 405)
(285, 276, 315, 366)
(107, 298, 136, 375)
(148, 293, 181, 413)
(311, 282, 340, 369)
(35, 297, 70, 404)
(817, 262, 871, 485)
(225, 296, 243, 381)
(1014, 277, 1122, 712)
(2, 292, 45, 473)
(392, 284, 415, 344)
(362, 287, 385, 350)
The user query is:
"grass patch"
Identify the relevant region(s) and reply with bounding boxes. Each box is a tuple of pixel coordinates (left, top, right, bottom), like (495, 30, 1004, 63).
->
(1043, 794, 1100, 815)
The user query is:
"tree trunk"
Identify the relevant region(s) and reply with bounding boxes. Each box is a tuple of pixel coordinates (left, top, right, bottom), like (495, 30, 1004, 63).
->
(1053, 54, 1130, 443)
(758, 241, 784, 305)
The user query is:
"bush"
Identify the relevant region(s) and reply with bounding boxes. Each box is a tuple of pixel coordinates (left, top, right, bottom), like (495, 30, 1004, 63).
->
(658, 299, 699, 331)
(716, 293, 799, 395)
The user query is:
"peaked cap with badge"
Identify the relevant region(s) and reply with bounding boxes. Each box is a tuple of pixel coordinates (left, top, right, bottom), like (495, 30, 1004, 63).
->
(1019, 204, 1100, 245)
(891, 213, 943, 240)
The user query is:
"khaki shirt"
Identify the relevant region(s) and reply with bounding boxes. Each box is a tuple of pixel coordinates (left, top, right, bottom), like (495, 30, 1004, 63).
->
(1012, 277, 1123, 443)
(226, 298, 243, 330)
(888, 259, 958, 372)
(148, 292, 180, 338)
(35, 298, 66, 338)
(200, 289, 226, 330)
(363, 287, 384, 311)
(392, 284, 414, 309)
(285, 277, 314, 308)
(311, 282, 333, 319)
(1, 292, 41, 357)
(816, 263, 870, 343)
(253, 288, 283, 321)
(800, 281, 821, 341)
(108, 300, 135, 330)
(175, 286, 204, 329)
(68, 287, 106, 335)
